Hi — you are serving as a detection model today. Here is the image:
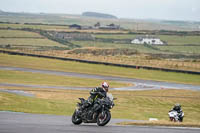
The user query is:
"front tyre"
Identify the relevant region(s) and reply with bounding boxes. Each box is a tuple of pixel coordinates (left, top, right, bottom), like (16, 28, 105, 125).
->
(169, 117, 174, 121)
(72, 110, 82, 125)
(97, 111, 111, 126)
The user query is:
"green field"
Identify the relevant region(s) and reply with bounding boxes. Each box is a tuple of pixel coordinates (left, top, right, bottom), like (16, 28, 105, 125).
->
(0, 29, 67, 49)
(1, 28, 199, 72)
(0, 30, 42, 38)
(73, 34, 200, 54)
(1, 53, 200, 85)
(0, 91, 76, 115)
(1, 27, 200, 55)
(156, 45, 200, 54)
(0, 70, 128, 88)
(94, 34, 200, 55)
(94, 34, 200, 45)
(0, 38, 64, 46)
(158, 35, 200, 45)
(0, 23, 69, 31)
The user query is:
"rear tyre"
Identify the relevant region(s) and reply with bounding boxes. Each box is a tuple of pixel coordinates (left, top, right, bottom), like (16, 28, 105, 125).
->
(97, 111, 111, 126)
(72, 110, 82, 125)
(179, 117, 183, 122)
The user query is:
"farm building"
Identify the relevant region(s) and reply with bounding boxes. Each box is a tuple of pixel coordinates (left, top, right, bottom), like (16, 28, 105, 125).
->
(131, 36, 165, 45)
(98, 23, 120, 30)
(69, 24, 82, 29)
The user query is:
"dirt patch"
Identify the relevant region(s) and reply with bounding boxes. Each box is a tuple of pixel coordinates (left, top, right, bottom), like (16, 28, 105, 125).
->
(118, 121, 200, 128)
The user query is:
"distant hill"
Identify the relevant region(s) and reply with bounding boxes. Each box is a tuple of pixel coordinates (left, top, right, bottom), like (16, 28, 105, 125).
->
(0, 9, 4, 13)
(0, 11, 198, 31)
(82, 12, 117, 19)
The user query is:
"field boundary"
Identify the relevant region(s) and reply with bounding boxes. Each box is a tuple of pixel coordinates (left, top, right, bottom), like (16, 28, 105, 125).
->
(1, 49, 200, 75)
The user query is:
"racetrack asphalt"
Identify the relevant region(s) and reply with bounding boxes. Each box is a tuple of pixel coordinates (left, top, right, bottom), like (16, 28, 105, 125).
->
(0, 66, 200, 91)
(0, 111, 200, 133)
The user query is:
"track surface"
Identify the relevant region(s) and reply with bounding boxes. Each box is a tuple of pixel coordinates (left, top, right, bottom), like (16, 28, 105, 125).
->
(1, 66, 200, 91)
(0, 112, 200, 133)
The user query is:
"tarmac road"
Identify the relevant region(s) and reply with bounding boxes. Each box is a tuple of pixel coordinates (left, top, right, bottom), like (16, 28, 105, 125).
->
(0, 66, 200, 91)
(0, 111, 200, 133)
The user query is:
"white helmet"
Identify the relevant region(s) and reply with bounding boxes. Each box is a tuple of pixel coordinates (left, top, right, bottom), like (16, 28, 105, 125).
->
(102, 82, 109, 92)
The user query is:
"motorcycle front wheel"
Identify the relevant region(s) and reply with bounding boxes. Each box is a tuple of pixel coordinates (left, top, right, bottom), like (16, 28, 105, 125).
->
(97, 111, 111, 126)
(169, 117, 178, 122)
(72, 110, 82, 125)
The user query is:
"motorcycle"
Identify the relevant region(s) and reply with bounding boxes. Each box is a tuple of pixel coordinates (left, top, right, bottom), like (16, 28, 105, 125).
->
(72, 93, 115, 126)
(168, 110, 184, 122)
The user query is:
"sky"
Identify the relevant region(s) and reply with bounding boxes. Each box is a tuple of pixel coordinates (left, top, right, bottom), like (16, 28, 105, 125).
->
(0, 0, 199, 21)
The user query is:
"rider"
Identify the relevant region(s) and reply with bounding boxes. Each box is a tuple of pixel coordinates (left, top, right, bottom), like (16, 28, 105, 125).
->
(81, 82, 109, 119)
(88, 82, 109, 104)
(169, 103, 184, 122)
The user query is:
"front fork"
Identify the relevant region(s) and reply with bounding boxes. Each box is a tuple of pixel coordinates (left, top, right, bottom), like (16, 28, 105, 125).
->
(99, 105, 107, 118)
(75, 106, 82, 116)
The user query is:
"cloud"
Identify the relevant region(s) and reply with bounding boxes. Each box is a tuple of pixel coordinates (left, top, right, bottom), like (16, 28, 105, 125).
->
(192, 8, 197, 12)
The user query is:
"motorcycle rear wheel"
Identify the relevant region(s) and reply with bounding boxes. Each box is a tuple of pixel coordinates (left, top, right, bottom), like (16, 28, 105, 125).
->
(97, 111, 111, 126)
(72, 110, 82, 125)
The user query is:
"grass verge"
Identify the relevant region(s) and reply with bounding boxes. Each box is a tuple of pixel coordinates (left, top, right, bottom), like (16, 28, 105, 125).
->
(0, 88, 200, 125)
(0, 70, 129, 88)
(118, 121, 200, 128)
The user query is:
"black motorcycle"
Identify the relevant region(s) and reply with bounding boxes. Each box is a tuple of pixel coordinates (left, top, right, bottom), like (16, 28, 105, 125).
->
(72, 93, 115, 126)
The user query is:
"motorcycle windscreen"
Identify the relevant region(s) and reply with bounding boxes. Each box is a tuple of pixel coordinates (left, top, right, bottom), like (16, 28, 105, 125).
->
(106, 93, 113, 101)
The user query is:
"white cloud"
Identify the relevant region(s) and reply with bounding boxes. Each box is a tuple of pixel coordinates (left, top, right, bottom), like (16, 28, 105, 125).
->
(192, 8, 197, 12)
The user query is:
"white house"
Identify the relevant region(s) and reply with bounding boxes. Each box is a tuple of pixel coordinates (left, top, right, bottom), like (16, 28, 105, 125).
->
(131, 36, 165, 45)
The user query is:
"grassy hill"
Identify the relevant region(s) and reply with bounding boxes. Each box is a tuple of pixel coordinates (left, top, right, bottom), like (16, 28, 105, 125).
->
(82, 11, 118, 19)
